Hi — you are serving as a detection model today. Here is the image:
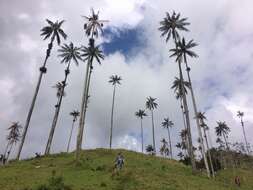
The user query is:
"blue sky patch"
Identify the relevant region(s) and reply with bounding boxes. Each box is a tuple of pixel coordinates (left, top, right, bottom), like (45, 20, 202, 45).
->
(102, 27, 146, 57)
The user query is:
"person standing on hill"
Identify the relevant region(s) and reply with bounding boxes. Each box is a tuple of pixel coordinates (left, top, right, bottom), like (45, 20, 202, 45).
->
(115, 152, 124, 170)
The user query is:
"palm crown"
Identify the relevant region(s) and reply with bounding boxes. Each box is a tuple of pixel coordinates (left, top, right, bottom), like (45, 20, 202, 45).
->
(109, 75, 122, 85)
(83, 8, 108, 38)
(40, 19, 67, 44)
(170, 38, 198, 64)
(159, 11, 189, 43)
(215, 121, 230, 137)
(171, 77, 190, 97)
(81, 42, 104, 65)
(237, 111, 244, 118)
(135, 109, 147, 119)
(70, 110, 80, 121)
(53, 82, 66, 98)
(162, 118, 174, 129)
(58, 42, 82, 65)
(7, 122, 22, 144)
(146, 96, 158, 110)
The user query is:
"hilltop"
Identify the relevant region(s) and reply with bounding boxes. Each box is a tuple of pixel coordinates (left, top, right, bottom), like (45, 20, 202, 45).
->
(0, 149, 253, 190)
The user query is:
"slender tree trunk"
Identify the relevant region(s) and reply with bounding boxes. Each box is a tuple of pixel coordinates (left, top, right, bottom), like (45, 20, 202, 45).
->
(6, 143, 14, 161)
(67, 120, 75, 152)
(185, 63, 210, 177)
(240, 118, 250, 154)
(109, 85, 116, 149)
(16, 40, 54, 160)
(141, 119, 144, 153)
(4, 142, 10, 159)
(180, 99, 190, 156)
(203, 127, 215, 178)
(178, 62, 196, 171)
(45, 63, 70, 155)
(151, 110, 156, 154)
(167, 127, 173, 159)
(223, 134, 229, 150)
(76, 59, 92, 161)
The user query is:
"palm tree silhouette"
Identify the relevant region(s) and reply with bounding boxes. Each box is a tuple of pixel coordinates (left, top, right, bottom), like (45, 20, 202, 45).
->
(108, 75, 122, 149)
(146, 96, 158, 154)
(76, 9, 107, 161)
(135, 109, 147, 153)
(237, 111, 250, 154)
(67, 110, 80, 152)
(162, 118, 174, 158)
(45, 42, 81, 155)
(17, 19, 67, 160)
(159, 11, 197, 172)
(215, 121, 230, 150)
(159, 11, 189, 44)
(197, 112, 215, 178)
(5, 122, 22, 162)
(160, 138, 170, 157)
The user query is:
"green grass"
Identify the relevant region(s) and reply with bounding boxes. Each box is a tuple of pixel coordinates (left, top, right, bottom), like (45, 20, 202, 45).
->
(0, 149, 253, 190)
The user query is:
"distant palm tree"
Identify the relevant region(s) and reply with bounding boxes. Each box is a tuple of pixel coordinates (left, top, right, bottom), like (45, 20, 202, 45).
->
(67, 110, 80, 152)
(215, 121, 230, 150)
(162, 118, 174, 158)
(135, 109, 147, 153)
(159, 11, 189, 44)
(197, 112, 215, 178)
(45, 42, 81, 155)
(5, 122, 22, 162)
(146, 96, 158, 154)
(146, 144, 155, 155)
(108, 75, 122, 149)
(237, 111, 250, 154)
(17, 19, 67, 160)
(76, 9, 107, 161)
(160, 138, 170, 157)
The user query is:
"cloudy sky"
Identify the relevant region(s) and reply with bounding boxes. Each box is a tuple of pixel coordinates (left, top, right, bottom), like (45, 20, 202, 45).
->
(1, 0, 253, 159)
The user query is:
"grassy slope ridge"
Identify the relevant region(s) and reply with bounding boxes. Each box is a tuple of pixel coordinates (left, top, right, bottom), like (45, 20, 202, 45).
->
(0, 149, 252, 190)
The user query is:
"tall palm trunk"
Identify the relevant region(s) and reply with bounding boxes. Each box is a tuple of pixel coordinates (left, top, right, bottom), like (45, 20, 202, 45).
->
(180, 99, 190, 156)
(67, 119, 76, 152)
(4, 142, 10, 159)
(222, 133, 229, 150)
(141, 119, 144, 153)
(16, 38, 55, 160)
(151, 110, 156, 153)
(203, 127, 215, 178)
(240, 118, 250, 154)
(185, 63, 210, 177)
(167, 127, 173, 159)
(45, 62, 70, 155)
(6, 142, 14, 161)
(178, 61, 196, 171)
(109, 85, 116, 149)
(76, 58, 92, 161)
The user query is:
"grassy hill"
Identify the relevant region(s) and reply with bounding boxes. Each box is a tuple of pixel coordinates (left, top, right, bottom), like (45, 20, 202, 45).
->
(0, 149, 253, 190)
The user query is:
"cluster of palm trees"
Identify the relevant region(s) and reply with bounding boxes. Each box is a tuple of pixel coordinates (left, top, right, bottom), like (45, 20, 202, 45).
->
(0, 9, 251, 179)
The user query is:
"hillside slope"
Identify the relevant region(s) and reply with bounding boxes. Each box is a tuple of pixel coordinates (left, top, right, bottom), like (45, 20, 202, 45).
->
(0, 149, 252, 190)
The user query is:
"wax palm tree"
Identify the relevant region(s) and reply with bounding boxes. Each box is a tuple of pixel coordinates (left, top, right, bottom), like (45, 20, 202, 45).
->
(159, 11, 189, 44)
(17, 19, 67, 160)
(76, 10, 106, 161)
(146, 96, 158, 154)
(53, 82, 66, 100)
(160, 138, 170, 157)
(135, 109, 147, 153)
(159, 11, 198, 171)
(67, 110, 80, 152)
(108, 75, 122, 149)
(169, 38, 200, 173)
(215, 121, 230, 150)
(237, 111, 250, 154)
(5, 122, 22, 162)
(45, 42, 81, 155)
(197, 112, 215, 177)
(162, 118, 174, 158)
